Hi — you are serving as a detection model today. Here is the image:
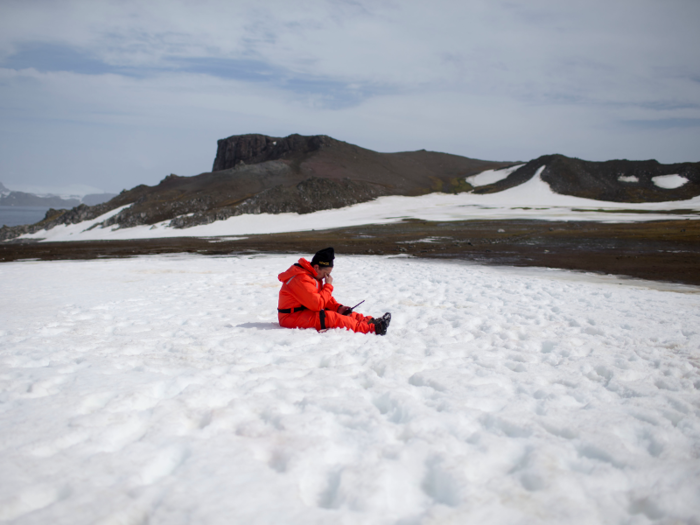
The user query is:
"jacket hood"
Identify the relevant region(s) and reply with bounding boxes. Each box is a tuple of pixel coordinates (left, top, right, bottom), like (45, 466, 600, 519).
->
(278, 258, 317, 282)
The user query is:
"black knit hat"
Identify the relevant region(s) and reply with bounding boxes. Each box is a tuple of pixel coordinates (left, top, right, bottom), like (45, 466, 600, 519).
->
(311, 247, 335, 268)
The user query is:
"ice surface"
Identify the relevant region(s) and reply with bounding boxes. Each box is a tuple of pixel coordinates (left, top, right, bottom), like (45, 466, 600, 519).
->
(1, 254, 699, 524)
(15, 166, 700, 243)
(652, 174, 688, 189)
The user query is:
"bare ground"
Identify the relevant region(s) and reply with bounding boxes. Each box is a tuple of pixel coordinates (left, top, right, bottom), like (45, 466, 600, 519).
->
(2, 219, 699, 286)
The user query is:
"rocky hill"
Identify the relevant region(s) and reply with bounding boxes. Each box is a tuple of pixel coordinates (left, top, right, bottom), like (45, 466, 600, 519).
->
(106, 133, 511, 230)
(472, 154, 700, 202)
(2, 134, 699, 241)
(1, 134, 510, 240)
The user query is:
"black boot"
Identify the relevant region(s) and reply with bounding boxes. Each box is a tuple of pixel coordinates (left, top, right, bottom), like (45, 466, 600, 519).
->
(370, 312, 391, 336)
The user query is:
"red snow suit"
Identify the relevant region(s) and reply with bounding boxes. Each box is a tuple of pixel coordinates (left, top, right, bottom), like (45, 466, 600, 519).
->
(277, 258, 375, 334)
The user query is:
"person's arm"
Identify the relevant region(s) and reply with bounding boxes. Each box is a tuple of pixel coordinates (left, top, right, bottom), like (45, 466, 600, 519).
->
(286, 274, 335, 311)
(321, 274, 345, 312)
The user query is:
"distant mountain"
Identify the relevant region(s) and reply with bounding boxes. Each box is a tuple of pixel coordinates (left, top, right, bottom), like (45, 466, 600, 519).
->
(0, 186, 116, 208)
(1, 134, 699, 241)
(0, 191, 81, 208)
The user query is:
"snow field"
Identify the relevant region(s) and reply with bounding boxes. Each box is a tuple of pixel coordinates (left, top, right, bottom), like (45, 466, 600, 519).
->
(1, 255, 700, 524)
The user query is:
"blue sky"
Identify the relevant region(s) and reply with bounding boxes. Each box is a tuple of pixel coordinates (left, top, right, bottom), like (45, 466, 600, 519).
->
(1, 0, 699, 195)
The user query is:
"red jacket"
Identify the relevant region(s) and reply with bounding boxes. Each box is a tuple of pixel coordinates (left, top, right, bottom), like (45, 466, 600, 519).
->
(277, 258, 341, 313)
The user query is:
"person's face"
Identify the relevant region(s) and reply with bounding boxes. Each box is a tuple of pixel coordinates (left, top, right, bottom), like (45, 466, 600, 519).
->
(314, 265, 333, 280)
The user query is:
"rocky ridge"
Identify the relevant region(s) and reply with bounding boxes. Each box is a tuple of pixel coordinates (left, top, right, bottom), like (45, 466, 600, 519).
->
(2, 134, 699, 242)
(473, 154, 700, 202)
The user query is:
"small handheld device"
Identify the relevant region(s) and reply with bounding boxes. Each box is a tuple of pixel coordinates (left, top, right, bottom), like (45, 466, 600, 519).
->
(349, 300, 365, 312)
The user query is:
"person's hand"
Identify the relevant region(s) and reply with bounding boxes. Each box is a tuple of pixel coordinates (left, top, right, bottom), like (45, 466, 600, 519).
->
(338, 305, 352, 316)
(325, 274, 333, 286)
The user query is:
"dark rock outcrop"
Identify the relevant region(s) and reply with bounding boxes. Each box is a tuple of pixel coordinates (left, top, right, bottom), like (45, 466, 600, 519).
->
(169, 177, 388, 228)
(212, 134, 333, 171)
(541, 156, 700, 202)
(472, 154, 700, 202)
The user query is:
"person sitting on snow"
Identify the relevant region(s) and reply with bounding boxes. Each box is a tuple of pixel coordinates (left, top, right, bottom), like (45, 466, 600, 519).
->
(277, 247, 391, 335)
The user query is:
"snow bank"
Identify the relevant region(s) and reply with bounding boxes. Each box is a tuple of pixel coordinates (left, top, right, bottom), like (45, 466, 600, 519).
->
(1, 255, 699, 524)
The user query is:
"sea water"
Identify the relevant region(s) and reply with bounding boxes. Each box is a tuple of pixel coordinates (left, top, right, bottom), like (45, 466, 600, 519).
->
(0, 206, 49, 227)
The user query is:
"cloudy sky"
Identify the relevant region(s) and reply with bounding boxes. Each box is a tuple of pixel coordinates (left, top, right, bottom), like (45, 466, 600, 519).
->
(1, 0, 698, 195)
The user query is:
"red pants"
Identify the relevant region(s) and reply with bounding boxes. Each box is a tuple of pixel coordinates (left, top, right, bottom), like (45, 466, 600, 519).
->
(278, 309, 374, 334)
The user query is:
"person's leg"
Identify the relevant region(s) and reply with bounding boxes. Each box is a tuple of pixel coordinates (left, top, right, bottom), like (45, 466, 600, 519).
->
(348, 310, 391, 336)
(280, 310, 380, 334)
(347, 311, 373, 323)
(278, 310, 319, 330)
(320, 310, 374, 334)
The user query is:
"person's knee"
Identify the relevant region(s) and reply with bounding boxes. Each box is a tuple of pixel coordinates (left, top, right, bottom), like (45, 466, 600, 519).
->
(322, 310, 342, 327)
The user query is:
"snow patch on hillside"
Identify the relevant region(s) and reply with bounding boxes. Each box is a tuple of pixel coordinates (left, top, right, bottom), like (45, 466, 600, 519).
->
(618, 175, 639, 183)
(652, 174, 688, 189)
(466, 164, 525, 187)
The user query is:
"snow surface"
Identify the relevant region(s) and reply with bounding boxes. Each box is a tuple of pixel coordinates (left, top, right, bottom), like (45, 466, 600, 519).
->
(465, 164, 525, 187)
(652, 175, 688, 190)
(1, 254, 700, 524)
(14, 166, 700, 243)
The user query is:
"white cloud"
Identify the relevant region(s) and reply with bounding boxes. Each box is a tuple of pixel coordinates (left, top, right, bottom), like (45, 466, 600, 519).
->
(0, 0, 699, 193)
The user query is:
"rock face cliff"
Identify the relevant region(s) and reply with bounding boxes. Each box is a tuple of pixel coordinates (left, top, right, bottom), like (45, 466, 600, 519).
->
(212, 134, 333, 171)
